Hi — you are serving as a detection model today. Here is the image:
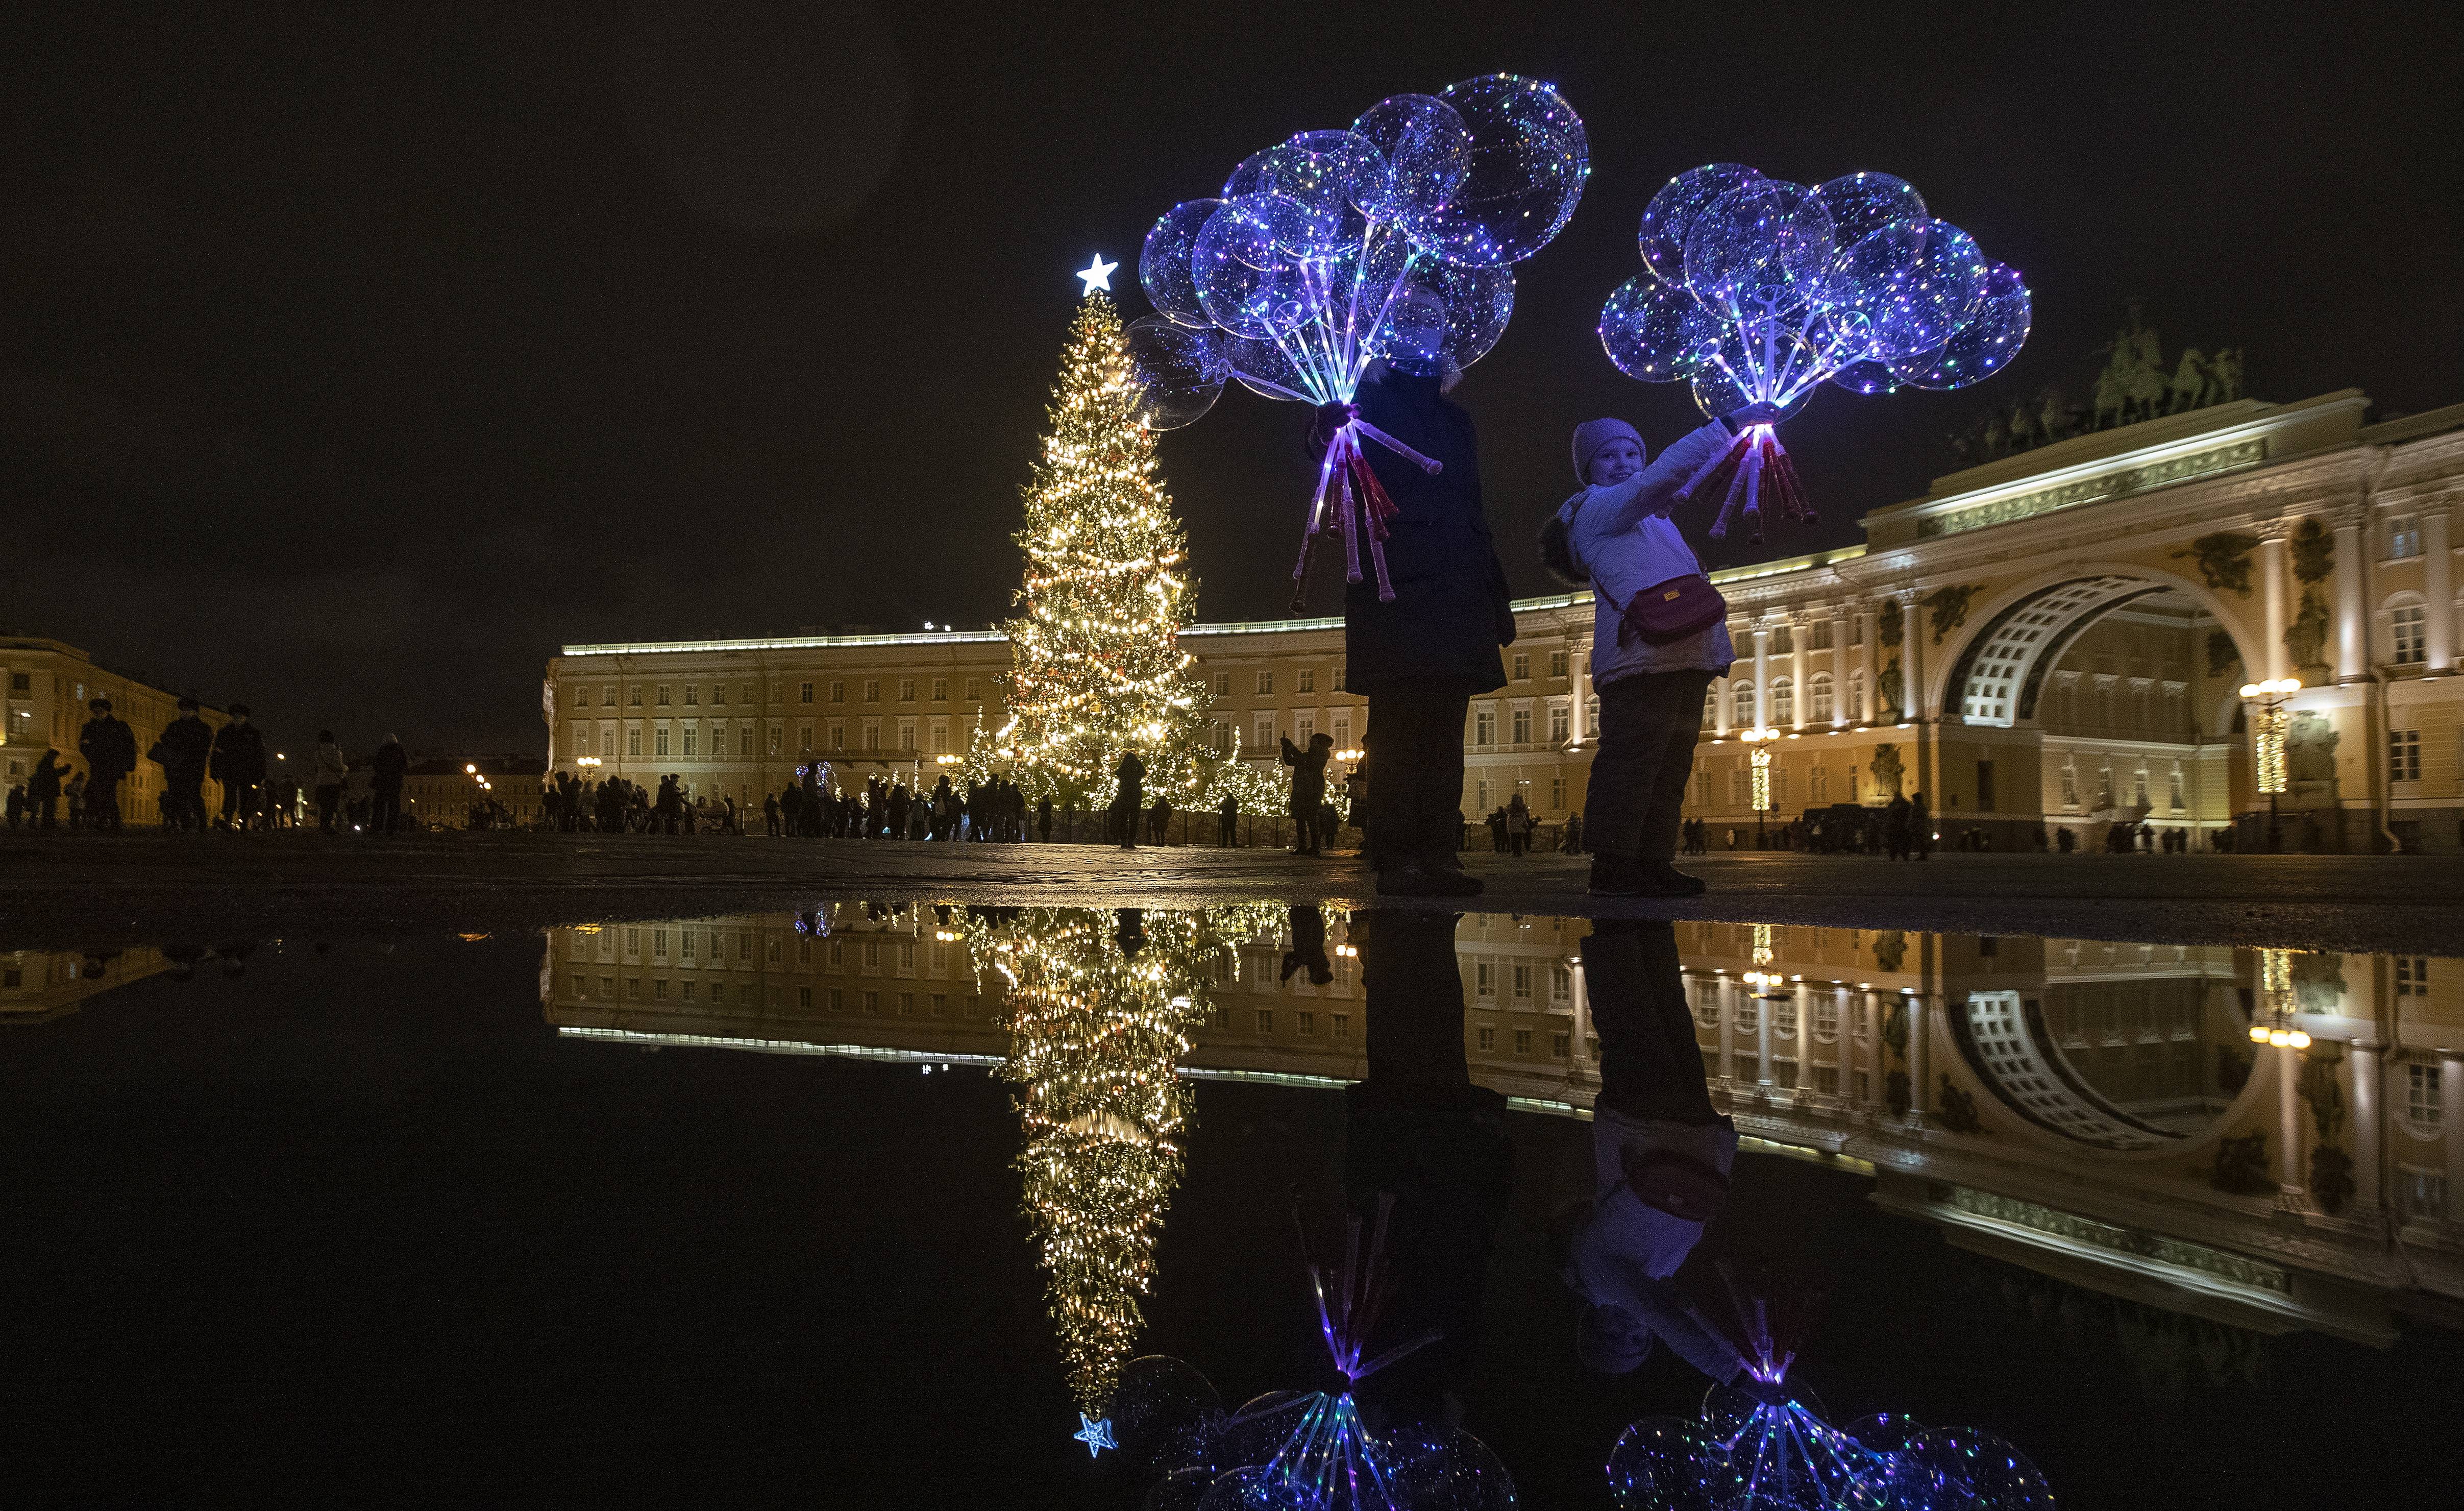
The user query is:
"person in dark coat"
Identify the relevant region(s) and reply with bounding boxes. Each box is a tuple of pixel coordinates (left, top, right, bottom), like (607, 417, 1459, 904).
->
(155, 696, 214, 832)
(1037, 794, 1053, 843)
(1111, 749, 1144, 848)
(26, 750, 69, 829)
(1280, 732, 1334, 856)
(1314, 359, 1512, 897)
(210, 704, 268, 830)
(1217, 793, 1238, 847)
(1147, 793, 1172, 846)
(368, 734, 408, 835)
(77, 698, 138, 833)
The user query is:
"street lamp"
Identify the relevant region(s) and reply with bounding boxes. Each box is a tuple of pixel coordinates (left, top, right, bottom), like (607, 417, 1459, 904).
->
(2238, 676, 2300, 851)
(1740, 727, 1778, 846)
(2247, 946, 2312, 1049)
(576, 755, 602, 771)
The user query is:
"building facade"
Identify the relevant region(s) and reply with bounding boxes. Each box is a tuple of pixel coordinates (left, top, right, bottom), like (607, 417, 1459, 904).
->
(540, 905, 2464, 1342)
(2, 637, 226, 825)
(545, 390, 2464, 850)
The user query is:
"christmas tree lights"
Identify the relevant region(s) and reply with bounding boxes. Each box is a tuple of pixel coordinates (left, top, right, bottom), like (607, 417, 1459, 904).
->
(970, 290, 1279, 814)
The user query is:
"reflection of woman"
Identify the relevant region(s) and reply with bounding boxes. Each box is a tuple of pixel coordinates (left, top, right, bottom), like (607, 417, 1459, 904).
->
(1343, 909, 1512, 1433)
(1560, 920, 1751, 1384)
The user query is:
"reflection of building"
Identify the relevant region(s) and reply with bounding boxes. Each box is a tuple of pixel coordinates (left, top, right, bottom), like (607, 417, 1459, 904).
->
(2, 636, 226, 825)
(1, 947, 178, 1023)
(547, 392, 2464, 849)
(543, 909, 2464, 1346)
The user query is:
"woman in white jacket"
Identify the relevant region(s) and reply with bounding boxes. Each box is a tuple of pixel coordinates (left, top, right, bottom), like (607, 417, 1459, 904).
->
(1546, 402, 1777, 895)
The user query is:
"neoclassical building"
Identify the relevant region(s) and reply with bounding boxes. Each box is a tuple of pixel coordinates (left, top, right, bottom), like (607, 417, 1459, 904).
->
(545, 388, 2464, 851)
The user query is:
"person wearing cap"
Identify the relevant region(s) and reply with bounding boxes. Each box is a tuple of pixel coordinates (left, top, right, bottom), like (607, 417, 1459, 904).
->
(1560, 918, 1751, 1384)
(155, 696, 215, 832)
(1541, 403, 1779, 897)
(1311, 356, 1513, 898)
(76, 697, 137, 833)
(210, 704, 268, 830)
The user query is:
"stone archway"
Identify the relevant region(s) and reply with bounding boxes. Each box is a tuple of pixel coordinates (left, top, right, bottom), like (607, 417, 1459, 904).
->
(1931, 562, 2265, 729)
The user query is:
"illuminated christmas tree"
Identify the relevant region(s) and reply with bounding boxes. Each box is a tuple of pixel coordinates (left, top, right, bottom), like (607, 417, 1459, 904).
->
(970, 904, 1283, 1447)
(971, 286, 1276, 812)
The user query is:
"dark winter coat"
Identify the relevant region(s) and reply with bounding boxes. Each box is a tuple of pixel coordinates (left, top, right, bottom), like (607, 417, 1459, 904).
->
(155, 714, 213, 777)
(78, 715, 137, 779)
(372, 740, 408, 794)
(210, 721, 268, 786)
(1340, 369, 1514, 697)
(1279, 736, 1330, 804)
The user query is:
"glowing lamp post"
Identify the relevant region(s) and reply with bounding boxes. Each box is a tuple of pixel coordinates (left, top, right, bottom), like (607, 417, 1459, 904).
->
(2248, 946, 2312, 1049)
(1740, 727, 1777, 846)
(2238, 677, 2299, 851)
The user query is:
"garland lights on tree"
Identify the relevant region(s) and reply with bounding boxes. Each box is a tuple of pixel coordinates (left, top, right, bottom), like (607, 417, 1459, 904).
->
(969, 278, 1280, 814)
(967, 903, 1283, 1453)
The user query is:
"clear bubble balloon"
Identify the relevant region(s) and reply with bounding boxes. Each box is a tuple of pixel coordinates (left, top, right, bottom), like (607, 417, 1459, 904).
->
(1835, 218, 1988, 360)
(1350, 93, 1473, 223)
(1222, 335, 1310, 402)
(1600, 274, 1720, 381)
(1397, 74, 1588, 266)
(1813, 172, 1927, 249)
(1227, 131, 1381, 250)
(1141, 199, 1222, 330)
(1193, 199, 1309, 339)
(1124, 317, 1226, 430)
(1902, 1427, 2057, 1511)
(1607, 1416, 1740, 1511)
(1423, 260, 1515, 368)
(1111, 1354, 1227, 1472)
(1638, 162, 1762, 286)
(1682, 178, 1837, 313)
(1377, 1424, 1519, 1511)
(1887, 262, 2031, 389)
(1211, 1390, 1317, 1468)
(1828, 356, 1898, 395)
(1366, 279, 1450, 372)
(1145, 1467, 1219, 1511)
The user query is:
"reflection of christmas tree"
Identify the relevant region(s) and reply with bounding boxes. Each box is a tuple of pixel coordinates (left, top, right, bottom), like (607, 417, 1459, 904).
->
(971, 905, 1281, 1435)
(969, 290, 1278, 813)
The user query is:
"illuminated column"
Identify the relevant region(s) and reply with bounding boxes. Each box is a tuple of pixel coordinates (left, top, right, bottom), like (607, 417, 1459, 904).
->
(2426, 507, 2455, 672)
(1569, 647, 1589, 744)
(2445, 1052, 2464, 1217)
(1571, 956, 1592, 1064)
(2277, 1044, 2310, 1208)
(1756, 986, 1773, 1087)
(1858, 608, 1877, 723)
(1905, 993, 1930, 1119)
(2349, 1039, 2384, 1215)
(2333, 508, 2367, 683)
(1830, 608, 1850, 726)
(1897, 590, 1925, 723)
(1790, 615, 1809, 731)
(2260, 524, 2293, 681)
(1713, 668, 1731, 736)
(1866, 993, 1887, 1111)
(1717, 977, 1738, 1085)
(1753, 624, 1772, 730)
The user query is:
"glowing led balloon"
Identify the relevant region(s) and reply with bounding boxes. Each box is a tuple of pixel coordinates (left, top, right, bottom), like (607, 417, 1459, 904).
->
(1136, 72, 1588, 605)
(1598, 162, 2030, 542)
(1125, 315, 1227, 430)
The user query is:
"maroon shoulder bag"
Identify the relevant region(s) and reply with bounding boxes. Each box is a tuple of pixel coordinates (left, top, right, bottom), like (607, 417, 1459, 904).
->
(1619, 574, 1729, 646)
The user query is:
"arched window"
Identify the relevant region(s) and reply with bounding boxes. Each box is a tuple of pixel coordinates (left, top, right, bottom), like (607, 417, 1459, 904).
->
(1809, 671, 1835, 723)
(1731, 680, 1756, 728)
(1847, 670, 1866, 721)
(1770, 676, 1795, 726)
(1585, 693, 1600, 734)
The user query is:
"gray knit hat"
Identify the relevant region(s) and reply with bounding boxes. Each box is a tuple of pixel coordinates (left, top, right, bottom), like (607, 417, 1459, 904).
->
(1571, 418, 1646, 482)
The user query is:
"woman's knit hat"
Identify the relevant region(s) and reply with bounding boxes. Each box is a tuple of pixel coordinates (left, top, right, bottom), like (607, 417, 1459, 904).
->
(1571, 418, 1646, 482)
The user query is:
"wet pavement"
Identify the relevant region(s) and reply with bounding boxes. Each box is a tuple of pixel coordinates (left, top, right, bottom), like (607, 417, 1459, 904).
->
(8, 830, 2464, 953)
(6, 898, 2460, 1507)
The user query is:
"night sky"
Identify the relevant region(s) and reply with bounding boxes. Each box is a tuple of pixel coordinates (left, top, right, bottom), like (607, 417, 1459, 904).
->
(4, 3, 2457, 755)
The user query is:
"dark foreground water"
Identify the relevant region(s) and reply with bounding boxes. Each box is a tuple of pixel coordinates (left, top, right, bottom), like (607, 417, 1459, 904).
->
(4, 906, 2457, 1508)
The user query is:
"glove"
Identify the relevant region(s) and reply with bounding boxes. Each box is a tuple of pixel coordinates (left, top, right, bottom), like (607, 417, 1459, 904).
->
(1723, 400, 1785, 432)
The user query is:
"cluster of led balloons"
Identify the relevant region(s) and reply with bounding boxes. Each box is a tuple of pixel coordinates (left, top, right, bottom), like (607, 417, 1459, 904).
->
(1127, 74, 1588, 432)
(1601, 164, 2032, 418)
(1611, 1380, 2055, 1511)
(1107, 1355, 1517, 1511)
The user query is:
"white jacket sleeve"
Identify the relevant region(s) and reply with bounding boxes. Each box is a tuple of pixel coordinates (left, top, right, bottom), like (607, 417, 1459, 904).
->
(1586, 421, 1736, 538)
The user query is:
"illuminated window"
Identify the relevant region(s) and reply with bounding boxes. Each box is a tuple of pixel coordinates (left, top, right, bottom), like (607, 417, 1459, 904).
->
(1731, 681, 1755, 727)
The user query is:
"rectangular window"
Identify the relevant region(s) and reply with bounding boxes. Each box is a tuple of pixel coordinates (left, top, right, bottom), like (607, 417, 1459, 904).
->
(1512, 652, 1530, 680)
(655, 726, 670, 757)
(1975, 759, 1995, 812)
(1477, 1026, 1496, 1052)
(1298, 669, 1315, 693)
(740, 728, 754, 757)
(1548, 705, 1569, 743)
(768, 727, 782, 755)
(1254, 715, 1274, 749)
(1474, 710, 1495, 745)
(1297, 714, 1315, 742)
(1332, 664, 1346, 691)
(829, 680, 846, 703)
(1256, 1009, 1274, 1033)
(2390, 729, 2422, 782)
(1513, 1028, 1533, 1056)
(2391, 517, 2423, 559)
(2408, 1062, 2443, 1128)
(1552, 965, 1571, 1003)
(1297, 1011, 1315, 1036)
(656, 685, 671, 706)
(1549, 649, 1568, 678)
(1332, 1013, 1350, 1040)
(1476, 962, 1495, 998)
(2393, 605, 2428, 665)
(864, 679, 880, 702)
(1512, 708, 1531, 744)
(898, 992, 915, 1017)
(931, 993, 948, 1018)
(824, 721, 841, 750)
(1512, 963, 1533, 1000)
(931, 677, 948, 701)
(964, 677, 982, 702)
(898, 678, 915, 702)
(653, 979, 668, 998)
(1549, 775, 1565, 808)
(1810, 765, 1829, 802)
(683, 685, 697, 705)
(1256, 670, 1274, 695)
(1214, 671, 1233, 697)
(1553, 1031, 1571, 1060)
(2397, 956, 2430, 996)
(682, 725, 697, 757)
